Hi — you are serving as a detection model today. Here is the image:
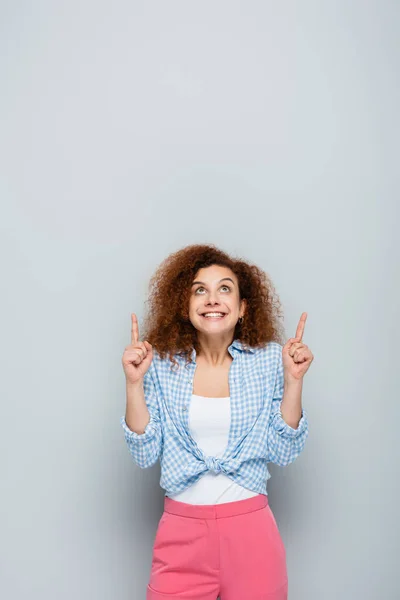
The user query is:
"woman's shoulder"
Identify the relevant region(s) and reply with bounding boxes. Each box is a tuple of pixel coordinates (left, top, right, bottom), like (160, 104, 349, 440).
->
(249, 340, 283, 357)
(150, 347, 183, 374)
(249, 341, 283, 373)
(263, 341, 283, 355)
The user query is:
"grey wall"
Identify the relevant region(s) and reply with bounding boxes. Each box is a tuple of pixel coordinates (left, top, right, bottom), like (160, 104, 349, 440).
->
(1, 1, 399, 598)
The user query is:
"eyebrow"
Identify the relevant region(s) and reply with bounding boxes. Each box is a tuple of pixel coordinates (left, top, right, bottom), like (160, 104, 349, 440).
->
(191, 277, 235, 286)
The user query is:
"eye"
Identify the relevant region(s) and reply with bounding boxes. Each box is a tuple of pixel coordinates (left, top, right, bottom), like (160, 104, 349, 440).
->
(194, 285, 231, 294)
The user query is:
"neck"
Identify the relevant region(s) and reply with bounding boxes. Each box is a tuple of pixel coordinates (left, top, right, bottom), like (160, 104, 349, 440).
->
(196, 334, 234, 366)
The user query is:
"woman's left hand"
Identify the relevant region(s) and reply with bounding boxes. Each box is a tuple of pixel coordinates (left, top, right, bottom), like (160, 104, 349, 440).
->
(282, 312, 314, 382)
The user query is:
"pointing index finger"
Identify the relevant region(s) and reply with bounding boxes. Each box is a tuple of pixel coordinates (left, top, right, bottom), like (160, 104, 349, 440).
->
(131, 313, 139, 345)
(295, 312, 307, 341)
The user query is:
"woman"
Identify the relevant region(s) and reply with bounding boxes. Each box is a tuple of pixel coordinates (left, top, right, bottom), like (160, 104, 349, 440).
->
(121, 244, 313, 600)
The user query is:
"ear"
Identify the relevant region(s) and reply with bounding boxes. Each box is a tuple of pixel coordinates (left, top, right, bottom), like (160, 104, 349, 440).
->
(240, 298, 247, 318)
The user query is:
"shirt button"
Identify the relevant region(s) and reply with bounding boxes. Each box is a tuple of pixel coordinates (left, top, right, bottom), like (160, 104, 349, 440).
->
(183, 406, 187, 411)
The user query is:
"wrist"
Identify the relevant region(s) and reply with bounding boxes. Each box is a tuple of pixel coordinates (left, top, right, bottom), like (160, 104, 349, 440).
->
(284, 377, 303, 388)
(126, 379, 144, 390)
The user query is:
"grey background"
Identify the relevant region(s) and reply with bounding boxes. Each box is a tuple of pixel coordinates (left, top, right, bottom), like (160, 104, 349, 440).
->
(1, 1, 399, 599)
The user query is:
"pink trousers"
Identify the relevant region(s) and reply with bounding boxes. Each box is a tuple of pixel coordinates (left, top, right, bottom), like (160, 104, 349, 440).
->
(146, 493, 288, 600)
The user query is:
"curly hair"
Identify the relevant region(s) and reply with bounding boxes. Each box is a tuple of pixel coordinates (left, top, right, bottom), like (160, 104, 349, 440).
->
(141, 243, 286, 368)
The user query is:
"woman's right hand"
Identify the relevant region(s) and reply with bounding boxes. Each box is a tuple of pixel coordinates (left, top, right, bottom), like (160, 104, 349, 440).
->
(121, 313, 153, 384)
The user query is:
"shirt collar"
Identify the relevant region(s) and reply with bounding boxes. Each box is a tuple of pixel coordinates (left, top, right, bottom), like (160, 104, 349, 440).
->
(230, 338, 255, 353)
(187, 338, 255, 364)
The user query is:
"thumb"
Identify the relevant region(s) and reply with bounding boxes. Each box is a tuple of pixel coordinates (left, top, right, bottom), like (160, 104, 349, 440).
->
(143, 340, 153, 353)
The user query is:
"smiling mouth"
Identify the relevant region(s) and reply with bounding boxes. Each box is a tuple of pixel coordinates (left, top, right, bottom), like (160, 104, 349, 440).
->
(200, 313, 227, 319)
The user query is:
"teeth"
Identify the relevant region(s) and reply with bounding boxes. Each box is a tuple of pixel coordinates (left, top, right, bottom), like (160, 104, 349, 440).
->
(203, 313, 225, 317)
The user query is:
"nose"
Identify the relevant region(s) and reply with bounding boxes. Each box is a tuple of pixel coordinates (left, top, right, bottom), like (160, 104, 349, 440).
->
(205, 295, 220, 306)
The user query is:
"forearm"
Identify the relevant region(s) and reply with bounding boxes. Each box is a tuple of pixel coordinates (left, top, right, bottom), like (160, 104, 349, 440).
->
(125, 380, 150, 434)
(281, 379, 303, 429)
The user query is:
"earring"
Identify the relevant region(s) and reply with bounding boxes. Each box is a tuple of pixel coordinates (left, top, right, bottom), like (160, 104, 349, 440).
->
(238, 316, 243, 324)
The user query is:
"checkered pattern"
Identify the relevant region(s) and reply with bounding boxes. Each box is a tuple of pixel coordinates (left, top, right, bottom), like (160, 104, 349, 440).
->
(121, 340, 309, 497)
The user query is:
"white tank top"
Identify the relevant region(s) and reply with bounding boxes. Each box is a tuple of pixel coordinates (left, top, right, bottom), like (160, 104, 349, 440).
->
(167, 394, 259, 505)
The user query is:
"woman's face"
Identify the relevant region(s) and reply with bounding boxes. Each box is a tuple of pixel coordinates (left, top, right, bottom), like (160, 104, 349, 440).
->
(188, 264, 246, 339)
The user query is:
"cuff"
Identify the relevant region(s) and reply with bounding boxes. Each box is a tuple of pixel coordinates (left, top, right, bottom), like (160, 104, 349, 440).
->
(271, 407, 308, 438)
(120, 415, 158, 443)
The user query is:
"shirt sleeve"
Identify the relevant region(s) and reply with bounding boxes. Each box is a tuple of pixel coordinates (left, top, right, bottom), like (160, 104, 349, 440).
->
(120, 362, 163, 468)
(267, 346, 309, 466)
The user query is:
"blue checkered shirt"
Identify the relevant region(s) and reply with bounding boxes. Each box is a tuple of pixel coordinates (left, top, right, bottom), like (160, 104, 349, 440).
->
(120, 339, 309, 497)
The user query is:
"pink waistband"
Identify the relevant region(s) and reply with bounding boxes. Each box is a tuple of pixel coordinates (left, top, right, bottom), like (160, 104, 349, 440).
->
(163, 493, 268, 519)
